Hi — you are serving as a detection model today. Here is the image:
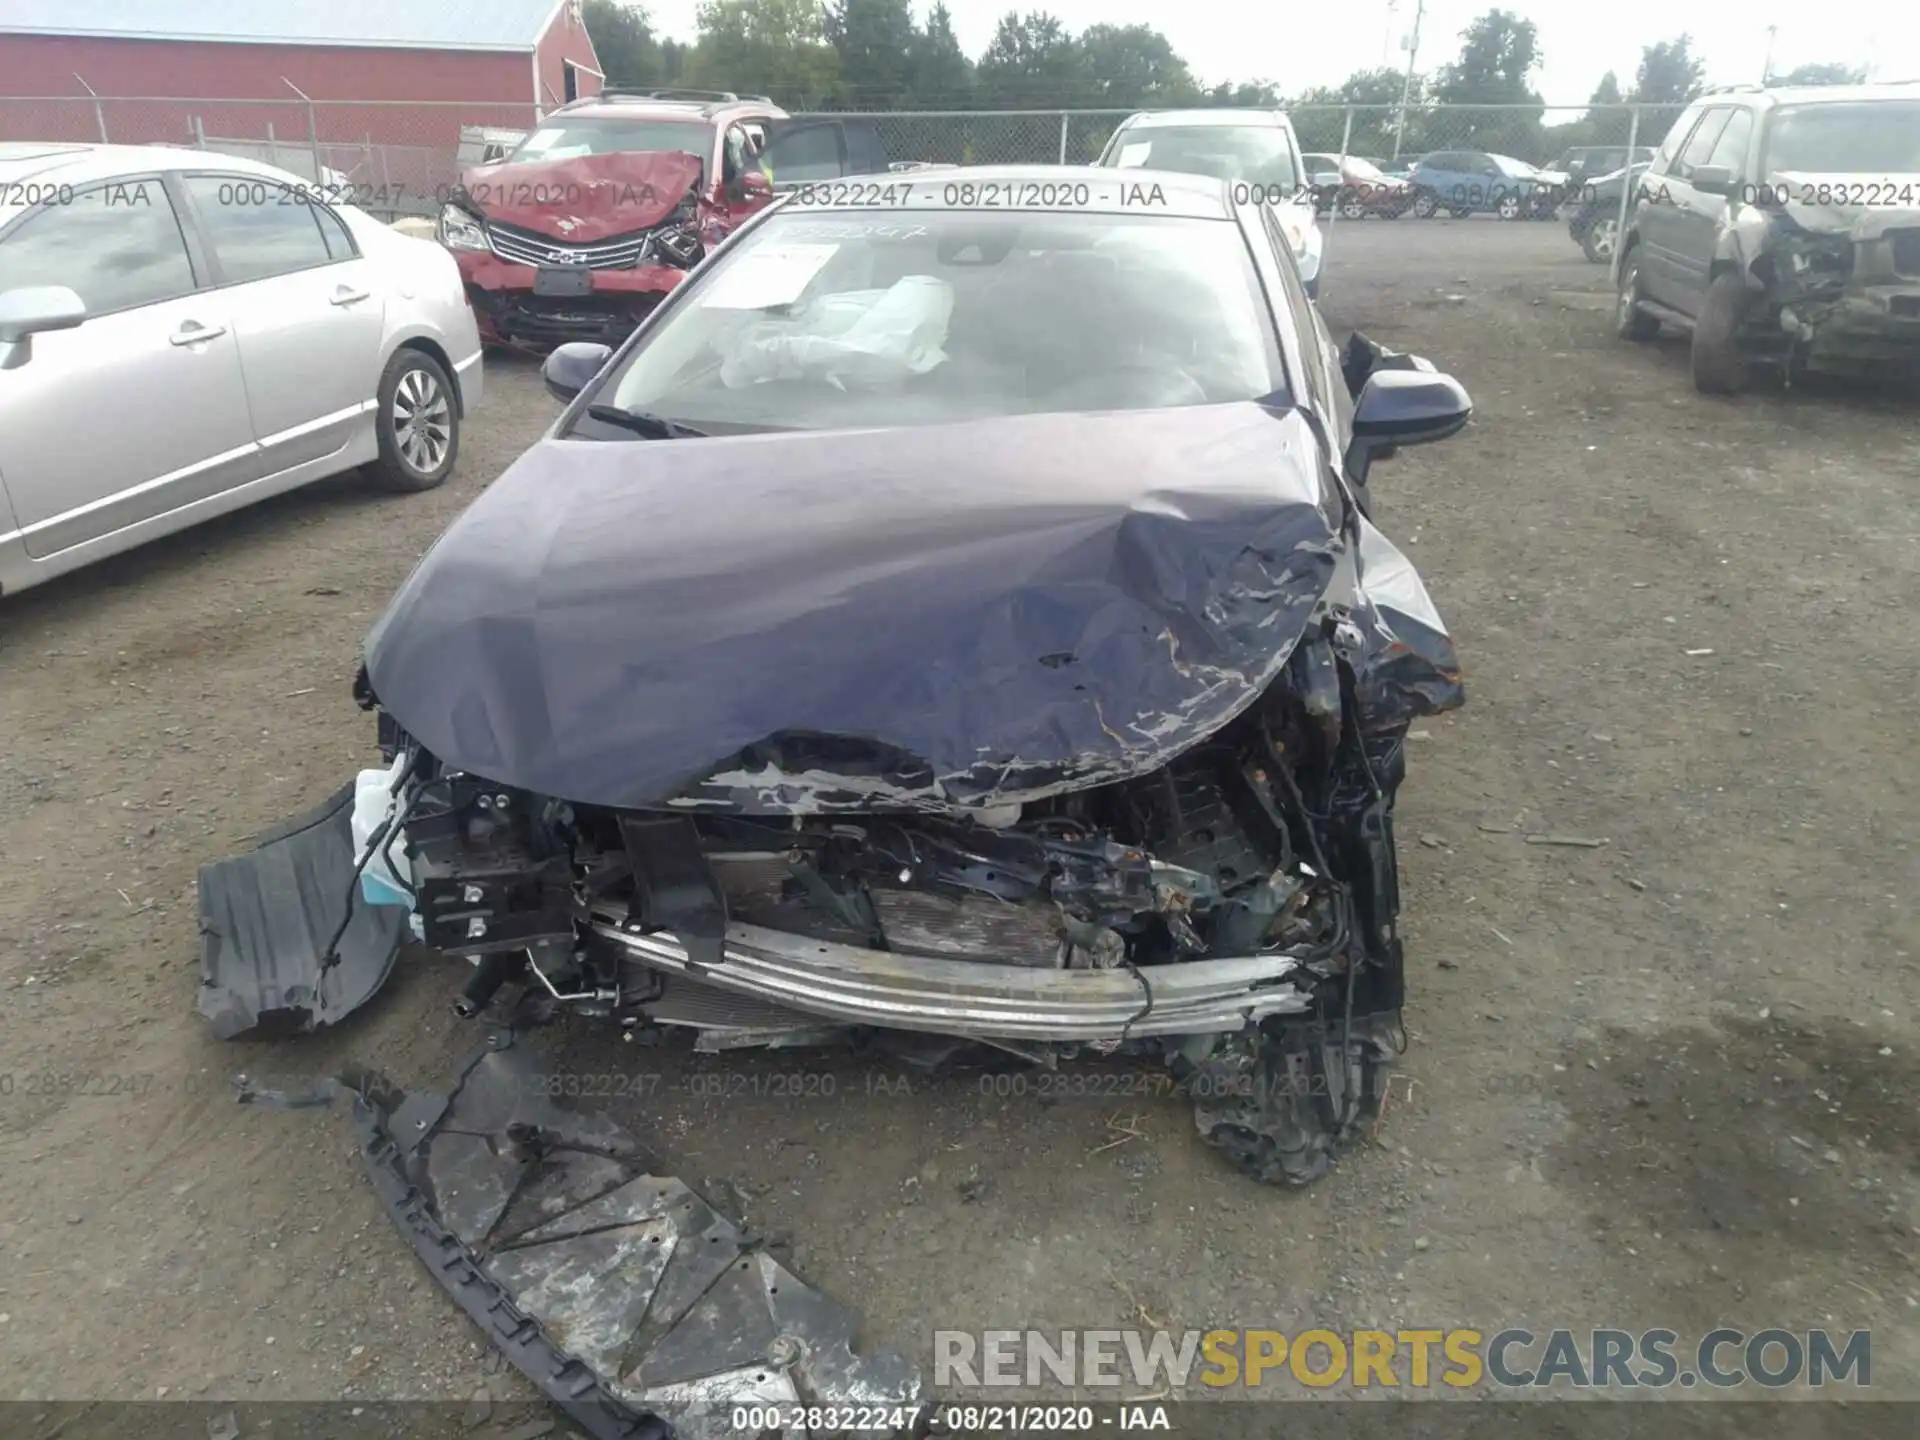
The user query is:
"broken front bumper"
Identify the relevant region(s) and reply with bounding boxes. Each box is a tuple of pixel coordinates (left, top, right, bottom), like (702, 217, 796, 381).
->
(457, 253, 688, 350)
(591, 913, 1312, 1041)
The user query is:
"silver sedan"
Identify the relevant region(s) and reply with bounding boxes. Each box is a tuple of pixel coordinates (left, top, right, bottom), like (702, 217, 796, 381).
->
(0, 142, 483, 597)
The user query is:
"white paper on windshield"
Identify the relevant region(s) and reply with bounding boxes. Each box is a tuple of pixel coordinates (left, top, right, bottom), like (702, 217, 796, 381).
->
(702, 243, 841, 309)
(1116, 142, 1152, 168)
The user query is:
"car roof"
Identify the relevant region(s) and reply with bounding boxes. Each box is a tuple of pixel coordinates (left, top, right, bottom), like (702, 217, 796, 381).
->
(1703, 82, 1920, 108)
(0, 143, 327, 224)
(1120, 109, 1293, 129)
(542, 92, 787, 123)
(773, 164, 1236, 220)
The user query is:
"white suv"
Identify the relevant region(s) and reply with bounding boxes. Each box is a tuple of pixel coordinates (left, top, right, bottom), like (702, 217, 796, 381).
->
(1094, 109, 1325, 298)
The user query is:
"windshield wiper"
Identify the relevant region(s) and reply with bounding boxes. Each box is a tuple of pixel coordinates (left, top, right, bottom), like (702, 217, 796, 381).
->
(584, 405, 708, 439)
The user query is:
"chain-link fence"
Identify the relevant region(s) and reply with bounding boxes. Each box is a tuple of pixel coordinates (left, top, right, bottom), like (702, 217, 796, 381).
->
(1, 93, 1692, 224)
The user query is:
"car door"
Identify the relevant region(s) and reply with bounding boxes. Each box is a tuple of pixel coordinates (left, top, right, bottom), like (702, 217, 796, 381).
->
(758, 119, 873, 195)
(1668, 107, 1753, 306)
(1650, 108, 1735, 308)
(0, 174, 256, 559)
(1635, 105, 1715, 303)
(175, 172, 385, 473)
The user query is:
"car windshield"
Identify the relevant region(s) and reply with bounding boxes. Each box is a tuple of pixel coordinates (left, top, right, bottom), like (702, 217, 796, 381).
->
(510, 118, 712, 163)
(1765, 102, 1920, 173)
(584, 207, 1283, 435)
(1102, 125, 1299, 189)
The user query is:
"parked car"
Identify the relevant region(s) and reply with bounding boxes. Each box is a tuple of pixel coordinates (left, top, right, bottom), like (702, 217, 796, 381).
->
(0, 142, 481, 599)
(438, 89, 889, 351)
(200, 165, 1472, 1220)
(1615, 83, 1920, 392)
(1094, 109, 1325, 297)
(1405, 150, 1544, 218)
(1302, 152, 1413, 218)
(1566, 160, 1652, 263)
(1537, 144, 1656, 194)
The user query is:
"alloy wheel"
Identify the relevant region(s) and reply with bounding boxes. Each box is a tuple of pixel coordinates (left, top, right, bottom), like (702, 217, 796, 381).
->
(391, 366, 452, 475)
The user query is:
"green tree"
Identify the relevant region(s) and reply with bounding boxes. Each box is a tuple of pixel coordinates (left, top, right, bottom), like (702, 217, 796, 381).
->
(1073, 24, 1199, 108)
(1774, 61, 1867, 86)
(1433, 10, 1544, 158)
(1590, 71, 1622, 105)
(824, 0, 916, 106)
(1291, 67, 1420, 154)
(582, 0, 669, 87)
(1206, 80, 1282, 107)
(975, 11, 1085, 108)
(1630, 35, 1705, 146)
(1435, 10, 1542, 104)
(904, 2, 973, 105)
(684, 0, 843, 106)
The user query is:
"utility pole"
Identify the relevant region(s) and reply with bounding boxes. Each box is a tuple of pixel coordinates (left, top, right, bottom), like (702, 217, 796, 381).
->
(1760, 25, 1776, 84)
(1392, 0, 1424, 160)
(1382, 0, 1398, 69)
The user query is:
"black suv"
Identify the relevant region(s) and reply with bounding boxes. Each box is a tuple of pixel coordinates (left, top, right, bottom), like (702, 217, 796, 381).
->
(1614, 84, 1920, 391)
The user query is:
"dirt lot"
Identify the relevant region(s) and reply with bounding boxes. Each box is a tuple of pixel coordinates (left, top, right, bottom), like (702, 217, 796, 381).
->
(2, 219, 1916, 1426)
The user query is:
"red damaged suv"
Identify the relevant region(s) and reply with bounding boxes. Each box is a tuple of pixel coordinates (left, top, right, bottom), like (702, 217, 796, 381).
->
(437, 90, 889, 351)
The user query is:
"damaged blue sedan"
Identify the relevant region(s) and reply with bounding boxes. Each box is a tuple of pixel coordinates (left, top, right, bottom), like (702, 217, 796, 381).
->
(200, 166, 1473, 1191)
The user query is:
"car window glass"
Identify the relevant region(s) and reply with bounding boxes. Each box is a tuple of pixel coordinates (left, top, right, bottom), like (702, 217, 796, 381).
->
(596, 209, 1282, 433)
(1094, 125, 1298, 189)
(1703, 110, 1753, 175)
(314, 204, 357, 260)
(1676, 110, 1731, 179)
(1650, 109, 1704, 175)
(0, 180, 196, 315)
(722, 126, 747, 183)
(763, 125, 844, 184)
(185, 175, 339, 283)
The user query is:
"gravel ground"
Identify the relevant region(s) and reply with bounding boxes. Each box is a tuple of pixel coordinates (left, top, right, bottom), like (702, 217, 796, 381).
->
(1, 219, 1915, 1426)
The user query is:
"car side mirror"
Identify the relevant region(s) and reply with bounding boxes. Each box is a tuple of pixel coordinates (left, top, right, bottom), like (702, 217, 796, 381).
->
(1689, 165, 1735, 196)
(1344, 369, 1472, 484)
(541, 341, 611, 402)
(0, 284, 86, 371)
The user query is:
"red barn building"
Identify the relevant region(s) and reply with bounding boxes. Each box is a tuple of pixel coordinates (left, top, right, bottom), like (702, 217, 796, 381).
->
(0, 1, 603, 184)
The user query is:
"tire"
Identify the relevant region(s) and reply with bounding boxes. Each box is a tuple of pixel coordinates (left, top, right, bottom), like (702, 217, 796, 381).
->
(1581, 215, 1619, 264)
(1337, 191, 1367, 221)
(1410, 188, 1440, 219)
(1614, 250, 1660, 342)
(1496, 191, 1524, 220)
(1187, 1019, 1395, 1187)
(366, 348, 460, 493)
(1690, 272, 1752, 394)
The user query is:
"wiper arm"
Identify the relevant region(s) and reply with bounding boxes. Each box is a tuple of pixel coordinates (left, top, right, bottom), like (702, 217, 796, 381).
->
(584, 405, 708, 439)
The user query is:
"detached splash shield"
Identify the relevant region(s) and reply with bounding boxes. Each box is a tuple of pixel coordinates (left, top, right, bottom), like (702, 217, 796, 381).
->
(196, 782, 405, 1040)
(341, 1029, 925, 1438)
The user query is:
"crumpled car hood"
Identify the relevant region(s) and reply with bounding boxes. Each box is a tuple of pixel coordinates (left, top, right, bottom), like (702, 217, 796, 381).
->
(461, 151, 702, 240)
(362, 403, 1347, 813)
(1770, 170, 1920, 239)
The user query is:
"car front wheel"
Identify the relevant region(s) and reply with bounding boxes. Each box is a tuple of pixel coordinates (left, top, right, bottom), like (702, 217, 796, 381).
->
(367, 349, 460, 492)
(1410, 188, 1440, 218)
(1496, 192, 1524, 220)
(1614, 251, 1661, 341)
(1690, 273, 1752, 394)
(1581, 215, 1619, 264)
(1337, 190, 1367, 220)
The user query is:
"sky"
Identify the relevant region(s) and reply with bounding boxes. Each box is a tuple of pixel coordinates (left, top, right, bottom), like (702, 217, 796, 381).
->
(640, 2, 1920, 106)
